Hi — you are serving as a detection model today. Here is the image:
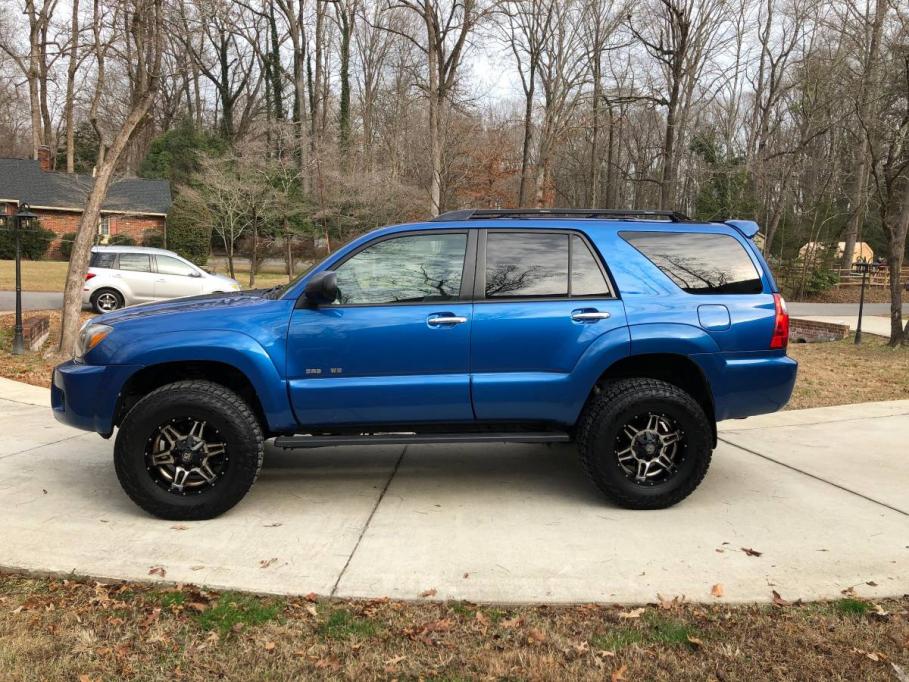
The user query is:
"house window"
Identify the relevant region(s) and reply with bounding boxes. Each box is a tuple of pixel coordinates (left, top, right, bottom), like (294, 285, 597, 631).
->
(98, 217, 111, 237)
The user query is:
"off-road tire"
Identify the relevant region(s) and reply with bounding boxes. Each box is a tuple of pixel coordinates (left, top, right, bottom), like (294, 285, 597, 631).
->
(114, 380, 264, 520)
(576, 378, 712, 509)
(91, 288, 124, 313)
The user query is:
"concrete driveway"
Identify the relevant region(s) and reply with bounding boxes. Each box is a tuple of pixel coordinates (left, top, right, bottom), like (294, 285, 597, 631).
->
(1, 377, 906, 604)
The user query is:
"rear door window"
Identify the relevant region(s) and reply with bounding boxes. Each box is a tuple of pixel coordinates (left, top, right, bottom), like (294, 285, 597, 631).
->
(621, 231, 763, 294)
(117, 253, 152, 273)
(485, 233, 568, 298)
(484, 232, 612, 298)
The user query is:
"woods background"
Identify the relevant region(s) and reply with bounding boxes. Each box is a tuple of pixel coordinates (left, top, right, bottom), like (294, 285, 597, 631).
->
(1, 0, 908, 340)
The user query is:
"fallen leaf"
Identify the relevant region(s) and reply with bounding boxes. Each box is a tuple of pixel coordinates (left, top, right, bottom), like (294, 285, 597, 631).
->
(500, 616, 524, 629)
(190, 565, 205, 571)
(866, 580, 878, 587)
(619, 607, 645, 619)
(305, 604, 318, 617)
(771, 590, 790, 607)
(420, 588, 437, 598)
(170, 525, 188, 531)
(711, 584, 725, 598)
(384, 655, 406, 668)
(187, 602, 207, 613)
(741, 547, 762, 557)
(611, 663, 628, 681)
(42, 489, 47, 495)
(79, 676, 92, 682)
(687, 634, 704, 648)
(263, 523, 282, 527)
(148, 566, 166, 578)
(474, 611, 490, 627)
(891, 663, 909, 682)
(259, 558, 278, 569)
(841, 586, 856, 597)
(12, 605, 24, 614)
(463, 572, 469, 579)
(657, 594, 684, 609)
(527, 628, 547, 645)
(870, 603, 889, 619)
(264, 641, 276, 652)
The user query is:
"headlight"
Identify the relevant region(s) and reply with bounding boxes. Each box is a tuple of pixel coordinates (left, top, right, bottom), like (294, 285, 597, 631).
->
(74, 322, 113, 361)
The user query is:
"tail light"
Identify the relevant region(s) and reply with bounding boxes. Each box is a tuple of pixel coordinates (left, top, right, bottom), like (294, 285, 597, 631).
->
(85, 273, 96, 281)
(770, 293, 789, 349)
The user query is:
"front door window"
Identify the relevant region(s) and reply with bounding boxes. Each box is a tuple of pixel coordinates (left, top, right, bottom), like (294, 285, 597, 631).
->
(333, 233, 468, 305)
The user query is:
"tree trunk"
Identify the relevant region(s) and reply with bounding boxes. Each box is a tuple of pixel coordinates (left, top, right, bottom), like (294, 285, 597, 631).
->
(337, 5, 352, 164)
(518, 68, 535, 207)
(885, 180, 909, 346)
(840, 139, 869, 268)
(58, 97, 158, 355)
(64, 0, 80, 173)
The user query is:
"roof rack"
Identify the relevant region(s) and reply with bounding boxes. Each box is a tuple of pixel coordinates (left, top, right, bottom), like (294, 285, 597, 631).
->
(431, 208, 692, 223)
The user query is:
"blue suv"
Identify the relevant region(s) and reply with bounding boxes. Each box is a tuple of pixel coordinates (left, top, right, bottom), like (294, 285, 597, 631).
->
(52, 209, 797, 519)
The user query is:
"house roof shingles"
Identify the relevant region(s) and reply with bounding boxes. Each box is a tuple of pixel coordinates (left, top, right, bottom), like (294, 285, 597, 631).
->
(0, 158, 171, 215)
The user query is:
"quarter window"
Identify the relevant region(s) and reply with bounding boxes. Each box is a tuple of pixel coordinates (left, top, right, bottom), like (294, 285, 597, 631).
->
(89, 252, 117, 269)
(571, 236, 610, 296)
(157, 254, 197, 277)
(117, 253, 151, 273)
(333, 233, 467, 305)
(621, 231, 763, 295)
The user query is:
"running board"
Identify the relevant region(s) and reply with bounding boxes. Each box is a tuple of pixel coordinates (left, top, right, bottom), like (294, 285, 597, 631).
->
(273, 431, 571, 449)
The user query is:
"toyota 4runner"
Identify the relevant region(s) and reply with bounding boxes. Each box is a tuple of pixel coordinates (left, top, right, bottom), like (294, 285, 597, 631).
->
(52, 209, 797, 520)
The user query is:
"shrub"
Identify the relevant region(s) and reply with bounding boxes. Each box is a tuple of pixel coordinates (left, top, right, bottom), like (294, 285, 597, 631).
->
(141, 229, 165, 248)
(167, 193, 212, 265)
(106, 234, 136, 247)
(59, 232, 78, 260)
(804, 268, 839, 296)
(0, 221, 56, 260)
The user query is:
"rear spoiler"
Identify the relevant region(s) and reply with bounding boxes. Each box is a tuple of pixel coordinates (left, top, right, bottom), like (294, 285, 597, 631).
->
(725, 220, 760, 239)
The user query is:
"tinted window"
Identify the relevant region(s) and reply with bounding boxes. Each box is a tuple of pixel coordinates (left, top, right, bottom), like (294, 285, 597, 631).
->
(486, 233, 568, 297)
(571, 236, 609, 296)
(117, 253, 151, 273)
(157, 254, 197, 277)
(334, 233, 467, 304)
(90, 252, 117, 269)
(621, 231, 763, 294)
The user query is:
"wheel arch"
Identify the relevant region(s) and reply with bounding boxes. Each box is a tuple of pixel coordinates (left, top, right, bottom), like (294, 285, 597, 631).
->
(591, 353, 716, 442)
(114, 360, 270, 436)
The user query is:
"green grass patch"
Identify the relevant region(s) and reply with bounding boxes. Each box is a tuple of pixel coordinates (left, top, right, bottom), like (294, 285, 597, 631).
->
(317, 608, 378, 640)
(834, 598, 872, 616)
(152, 591, 186, 609)
(591, 614, 700, 651)
(193, 592, 281, 635)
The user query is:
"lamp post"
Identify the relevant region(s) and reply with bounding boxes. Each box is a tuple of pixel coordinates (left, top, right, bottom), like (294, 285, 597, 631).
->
(9, 203, 38, 355)
(852, 259, 872, 346)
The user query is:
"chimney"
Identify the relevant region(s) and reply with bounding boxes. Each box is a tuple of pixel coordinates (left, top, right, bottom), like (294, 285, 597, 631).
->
(36, 145, 51, 172)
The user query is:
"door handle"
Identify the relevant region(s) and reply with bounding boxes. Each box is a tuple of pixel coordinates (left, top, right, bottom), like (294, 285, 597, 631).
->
(571, 310, 611, 321)
(427, 315, 468, 326)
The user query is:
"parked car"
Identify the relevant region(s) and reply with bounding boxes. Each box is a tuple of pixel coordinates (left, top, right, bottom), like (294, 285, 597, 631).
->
(53, 209, 797, 520)
(83, 245, 241, 313)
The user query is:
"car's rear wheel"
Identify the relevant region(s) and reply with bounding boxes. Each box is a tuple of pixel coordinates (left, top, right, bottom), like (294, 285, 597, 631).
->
(91, 288, 124, 313)
(576, 378, 712, 509)
(114, 380, 263, 520)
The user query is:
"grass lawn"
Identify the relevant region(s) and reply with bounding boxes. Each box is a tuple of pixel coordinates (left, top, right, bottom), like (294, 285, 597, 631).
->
(786, 335, 909, 409)
(0, 259, 293, 292)
(0, 573, 906, 681)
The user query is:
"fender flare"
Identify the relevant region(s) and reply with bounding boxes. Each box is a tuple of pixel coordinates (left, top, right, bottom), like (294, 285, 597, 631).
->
(103, 329, 297, 433)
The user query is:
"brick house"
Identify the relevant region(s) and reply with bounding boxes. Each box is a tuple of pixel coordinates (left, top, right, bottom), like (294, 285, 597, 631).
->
(0, 147, 171, 259)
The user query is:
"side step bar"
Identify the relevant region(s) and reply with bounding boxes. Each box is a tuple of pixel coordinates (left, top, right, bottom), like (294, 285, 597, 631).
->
(273, 432, 572, 449)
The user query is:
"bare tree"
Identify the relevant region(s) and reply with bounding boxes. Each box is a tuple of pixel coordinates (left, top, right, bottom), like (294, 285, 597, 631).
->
(382, 0, 495, 215)
(58, 0, 165, 355)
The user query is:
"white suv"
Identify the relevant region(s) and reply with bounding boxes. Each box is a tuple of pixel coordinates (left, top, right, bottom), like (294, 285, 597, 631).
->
(83, 246, 241, 313)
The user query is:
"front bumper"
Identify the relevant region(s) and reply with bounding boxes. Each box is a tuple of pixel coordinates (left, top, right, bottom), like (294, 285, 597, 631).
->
(52, 361, 142, 434)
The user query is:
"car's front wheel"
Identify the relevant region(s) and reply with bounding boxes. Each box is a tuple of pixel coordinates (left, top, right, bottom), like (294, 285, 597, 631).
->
(576, 378, 713, 509)
(114, 380, 264, 520)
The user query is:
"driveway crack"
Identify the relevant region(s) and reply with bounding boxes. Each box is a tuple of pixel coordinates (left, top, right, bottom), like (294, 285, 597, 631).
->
(719, 437, 908, 517)
(330, 445, 407, 597)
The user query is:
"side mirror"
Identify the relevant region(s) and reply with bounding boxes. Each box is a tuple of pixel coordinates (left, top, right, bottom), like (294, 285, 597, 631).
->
(190, 271, 202, 278)
(304, 271, 338, 305)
